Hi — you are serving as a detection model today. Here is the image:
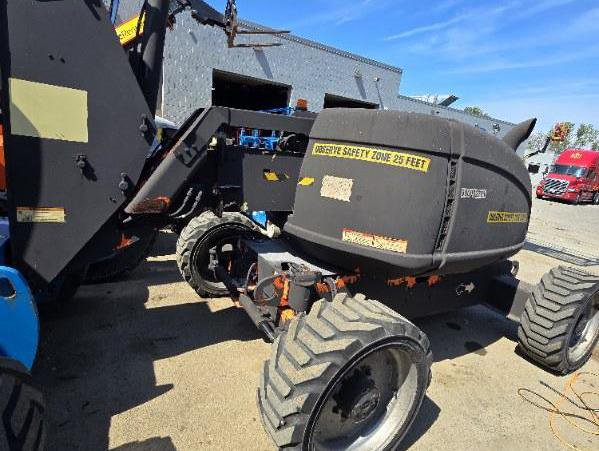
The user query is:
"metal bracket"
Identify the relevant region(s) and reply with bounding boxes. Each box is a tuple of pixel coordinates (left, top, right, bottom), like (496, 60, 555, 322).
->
(224, 0, 290, 48)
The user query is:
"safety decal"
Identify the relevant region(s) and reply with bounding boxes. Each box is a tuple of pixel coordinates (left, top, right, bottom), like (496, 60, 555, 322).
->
(321, 175, 353, 202)
(116, 15, 145, 46)
(312, 143, 430, 173)
(487, 211, 528, 223)
(342, 229, 407, 253)
(461, 188, 487, 199)
(263, 170, 289, 182)
(298, 177, 315, 186)
(16, 207, 66, 223)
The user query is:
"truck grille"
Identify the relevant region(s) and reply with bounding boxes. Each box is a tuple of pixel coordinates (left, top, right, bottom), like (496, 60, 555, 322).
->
(543, 178, 569, 195)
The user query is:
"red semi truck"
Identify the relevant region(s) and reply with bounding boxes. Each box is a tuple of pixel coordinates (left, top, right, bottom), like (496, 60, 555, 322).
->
(536, 149, 599, 204)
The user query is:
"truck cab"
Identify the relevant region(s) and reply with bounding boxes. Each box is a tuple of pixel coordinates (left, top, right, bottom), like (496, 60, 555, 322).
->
(536, 148, 599, 204)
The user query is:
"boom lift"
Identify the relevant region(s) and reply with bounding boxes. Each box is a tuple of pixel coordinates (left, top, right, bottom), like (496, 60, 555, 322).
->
(1, 1, 598, 450)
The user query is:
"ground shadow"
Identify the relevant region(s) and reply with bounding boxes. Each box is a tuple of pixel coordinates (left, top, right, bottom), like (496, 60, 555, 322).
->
(111, 436, 176, 451)
(398, 397, 440, 451)
(33, 233, 263, 450)
(148, 230, 178, 258)
(414, 304, 519, 364)
(523, 240, 599, 267)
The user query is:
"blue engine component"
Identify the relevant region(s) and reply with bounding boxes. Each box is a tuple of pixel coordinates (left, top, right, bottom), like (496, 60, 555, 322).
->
(0, 218, 40, 370)
(251, 211, 267, 227)
(0, 266, 39, 370)
(238, 107, 296, 151)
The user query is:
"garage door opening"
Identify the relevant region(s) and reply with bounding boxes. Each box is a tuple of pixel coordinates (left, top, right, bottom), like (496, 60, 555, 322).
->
(212, 70, 291, 111)
(323, 93, 378, 109)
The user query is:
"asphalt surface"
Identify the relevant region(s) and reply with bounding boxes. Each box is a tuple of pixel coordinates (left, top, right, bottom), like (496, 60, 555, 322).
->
(34, 197, 599, 451)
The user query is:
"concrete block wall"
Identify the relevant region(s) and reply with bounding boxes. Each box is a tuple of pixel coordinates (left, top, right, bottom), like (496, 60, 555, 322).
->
(109, 1, 519, 147)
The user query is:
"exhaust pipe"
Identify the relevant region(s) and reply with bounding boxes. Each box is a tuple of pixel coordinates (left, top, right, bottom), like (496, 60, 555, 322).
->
(502, 118, 537, 151)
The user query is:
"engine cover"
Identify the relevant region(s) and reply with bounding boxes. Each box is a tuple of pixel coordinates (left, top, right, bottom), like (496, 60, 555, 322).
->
(284, 109, 532, 276)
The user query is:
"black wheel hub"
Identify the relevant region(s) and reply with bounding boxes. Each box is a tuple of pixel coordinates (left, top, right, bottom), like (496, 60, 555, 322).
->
(308, 343, 421, 451)
(332, 366, 379, 423)
(349, 387, 381, 423)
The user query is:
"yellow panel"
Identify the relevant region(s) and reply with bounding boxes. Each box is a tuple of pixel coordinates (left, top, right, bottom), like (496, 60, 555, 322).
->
(116, 15, 145, 46)
(9, 78, 88, 143)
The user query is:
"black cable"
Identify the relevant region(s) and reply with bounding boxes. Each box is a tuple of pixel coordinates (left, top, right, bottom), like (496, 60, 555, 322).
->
(244, 262, 257, 294)
(539, 380, 599, 412)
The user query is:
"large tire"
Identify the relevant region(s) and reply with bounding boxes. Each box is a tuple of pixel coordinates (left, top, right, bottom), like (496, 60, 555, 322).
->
(176, 211, 257, 298)
(593, 192, 599, 205)
(84, 231, 158, 284)
(0, 358, 45, 451)
(258, 293, 432, 450)
(518, 266, 599, 374)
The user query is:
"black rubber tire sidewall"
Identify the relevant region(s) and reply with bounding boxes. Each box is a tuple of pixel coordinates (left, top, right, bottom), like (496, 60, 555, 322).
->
(0, 357, 46, 451)
(188, 221, 252, 297)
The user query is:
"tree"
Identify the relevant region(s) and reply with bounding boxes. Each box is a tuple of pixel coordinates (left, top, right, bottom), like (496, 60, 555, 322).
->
(464, 106, 486, 118)
(526, 122, 599, 157)
(573, 123, 599, 150)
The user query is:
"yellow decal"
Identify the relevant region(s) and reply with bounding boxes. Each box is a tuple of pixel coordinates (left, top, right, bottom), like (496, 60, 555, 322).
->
(298, 177, 315, 186)
(487, 211, 528, 223)
(16, 207, 65, 223)
(9, 78, 88, 143)
(321, 175, 353, 202)
(570, 152, 583, 160)
(342, 229, 407, 253)
(263, 171, 279, 181)
(116, 15, 145, 46)
(312, 143, 430, 173)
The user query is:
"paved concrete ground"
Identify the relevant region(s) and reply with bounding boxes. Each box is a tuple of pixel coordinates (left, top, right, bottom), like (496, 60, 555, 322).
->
(34, 197, 599, 451)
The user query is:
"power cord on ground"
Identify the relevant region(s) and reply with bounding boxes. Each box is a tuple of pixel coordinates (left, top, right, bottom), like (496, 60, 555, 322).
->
(518, 372, 599, 450)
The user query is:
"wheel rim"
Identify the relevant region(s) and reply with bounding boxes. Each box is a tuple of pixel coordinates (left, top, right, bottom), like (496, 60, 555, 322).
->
(568, 292, 599, 364)
(191, 226, 245, 290)
(307, 342, 419, 451)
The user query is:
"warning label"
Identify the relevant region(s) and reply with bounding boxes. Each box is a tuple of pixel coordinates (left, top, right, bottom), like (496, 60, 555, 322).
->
(487, 211, 528, 223)
(16, 207, 65, 223)
(312, 143, 430, 173)
(342, 229, 407, 253)
(116, 15, 145, 46)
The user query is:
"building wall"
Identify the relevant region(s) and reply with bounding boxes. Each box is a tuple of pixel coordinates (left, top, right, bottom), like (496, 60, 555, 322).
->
(161, 15, 403, 124)
(112, 1, 519, 145)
